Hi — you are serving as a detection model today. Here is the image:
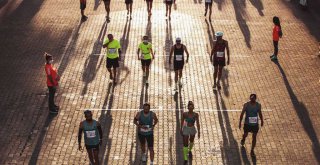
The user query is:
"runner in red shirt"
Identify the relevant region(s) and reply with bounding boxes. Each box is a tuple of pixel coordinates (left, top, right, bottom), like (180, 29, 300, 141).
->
(45, 53, 60, 113)
(270, 16, 282, 61)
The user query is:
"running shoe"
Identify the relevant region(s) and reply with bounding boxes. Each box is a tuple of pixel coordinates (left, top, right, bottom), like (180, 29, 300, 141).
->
(142, 153, 147, 162)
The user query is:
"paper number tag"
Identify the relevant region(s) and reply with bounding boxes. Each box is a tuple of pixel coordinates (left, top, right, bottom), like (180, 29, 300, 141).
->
(217, 52, 225, 58)
(86, 130, 96, 138)
(140, 125, 152, 132)
(109, 48, 117, 54)
(249, 117, 258, 124)
(175, 55, 183, 61)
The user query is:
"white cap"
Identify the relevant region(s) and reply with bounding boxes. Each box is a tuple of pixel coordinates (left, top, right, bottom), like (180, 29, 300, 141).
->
(215, 31, 224, 37)
(176, 37, 181, 41)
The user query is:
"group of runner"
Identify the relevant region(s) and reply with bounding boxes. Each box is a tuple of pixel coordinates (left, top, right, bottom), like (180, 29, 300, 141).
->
(79, 0, 215, 21)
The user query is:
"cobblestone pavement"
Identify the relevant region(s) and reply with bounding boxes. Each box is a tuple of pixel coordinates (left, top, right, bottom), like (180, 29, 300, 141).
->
(0, 0, 320, 164)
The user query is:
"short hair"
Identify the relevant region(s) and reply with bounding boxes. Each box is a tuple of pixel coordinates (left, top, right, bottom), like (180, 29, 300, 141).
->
(143, 103, 150, 107)
(84, 110, 92, 115)
(44, 52, 52, 61)
(250, 94, 257, 99)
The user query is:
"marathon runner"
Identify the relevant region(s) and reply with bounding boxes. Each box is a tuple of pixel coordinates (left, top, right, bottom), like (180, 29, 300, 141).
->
(137, 36, 155, 85)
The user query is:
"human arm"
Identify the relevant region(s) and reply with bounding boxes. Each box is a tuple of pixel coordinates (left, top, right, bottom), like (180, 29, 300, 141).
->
(150, 48, 155, 60)
(196, 113, 200, 139)
(258, 105, 264, 127)
(97, 122, 103, 145)
(210, 41, 216, 63)
(137, 47, 141, 60)
(180, 113, 185, 135)
(225, 41, 230, 65)
(169, 46, 174, 64)
(133, 112, 142, 128)
(102, 38, 109, 48)
(78, 122, 84, 151)
(184, 45, 190, 63)
(152, 112, 158, 128)
(239, 103, 247, 129)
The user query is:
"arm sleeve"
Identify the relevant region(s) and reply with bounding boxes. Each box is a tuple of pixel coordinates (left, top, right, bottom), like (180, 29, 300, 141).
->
(103, 38, 109, 45)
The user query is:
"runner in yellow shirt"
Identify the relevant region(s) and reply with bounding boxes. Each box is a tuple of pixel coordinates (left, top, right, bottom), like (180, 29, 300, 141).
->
(103, 34, 122, 84)
(137, 36, 154, 85)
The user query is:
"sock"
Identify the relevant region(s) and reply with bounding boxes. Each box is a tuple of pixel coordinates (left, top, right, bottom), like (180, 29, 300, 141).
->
(183, 147, 188, 160)
(189, 142, 194, 151)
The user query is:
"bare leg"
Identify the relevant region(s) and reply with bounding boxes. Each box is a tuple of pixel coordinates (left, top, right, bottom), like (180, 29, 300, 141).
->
(93, 149, 99, 165)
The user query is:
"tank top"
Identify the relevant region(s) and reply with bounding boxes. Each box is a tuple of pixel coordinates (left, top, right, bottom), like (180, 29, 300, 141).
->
(214, 40, 226, 60)
(174, 44, 184, 62)
(244, 102, 261, 126)
(83, 120, 100, 146)
(138, 111, 154, 135)
(184, 112, 196, 125)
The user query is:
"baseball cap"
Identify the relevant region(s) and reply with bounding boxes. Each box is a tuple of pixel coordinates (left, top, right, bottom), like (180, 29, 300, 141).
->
(215, 31, 224, 37)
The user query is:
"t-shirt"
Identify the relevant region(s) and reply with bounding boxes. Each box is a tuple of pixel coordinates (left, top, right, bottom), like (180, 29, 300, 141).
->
(273, 25, 281, 41)
(103, 39, 121, 59)
(45, 64, 58, 86)
(138, 42, 152, 60)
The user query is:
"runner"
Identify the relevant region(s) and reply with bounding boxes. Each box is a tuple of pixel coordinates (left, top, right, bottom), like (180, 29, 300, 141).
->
(137, 36, 155, 85)
(165, 0, 174, 20)
(270, 16, 282, 61)
(103, 34, 122, 84)
(134, 103, 158, 165)
(44, 53, 60, 114)
(103, 0, 111, 22)
(125, 0, 133, 19)
(78, 110, 103, 165)
(204, 0, 213, 21)
(210, 31, 230, 89)
(80, 0, 88, 21)
(145, 0, 153, 17)
(169, 37, 190, 90)
(180, 101, 200, 165)
(239, 94, 264, 157)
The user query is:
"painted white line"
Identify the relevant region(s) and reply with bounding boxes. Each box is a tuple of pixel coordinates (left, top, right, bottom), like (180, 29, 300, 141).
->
(91, 54, 250, 58)
(79, 108, 272, 112)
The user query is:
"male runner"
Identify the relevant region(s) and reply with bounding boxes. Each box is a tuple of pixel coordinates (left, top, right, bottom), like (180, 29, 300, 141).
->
(145, 0, 153, 17)
(80, 0, 88, 21)
(165, 0, 174, 20)
(103, 34, 122, 84)
(239, 94, 264, 157)
(204, 0, 213, 21)
(137, 36, 154, 85)
(134, 103, 158, 165)
(78, 110, 103, 165)
(169, 37, 190, 90)
(181, 101, 200, 164)
(125, 0, 133, 19)
(103, 0, 111, 22)
(210, 31, 230, 89)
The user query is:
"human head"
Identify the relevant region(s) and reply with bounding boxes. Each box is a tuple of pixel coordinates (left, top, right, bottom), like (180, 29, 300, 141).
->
(107, 34, 114, 41)
(143, 103, 150, 114)
(187, 101, 194, 111)
(215, 31, 223, 41)
(176, 37, 181, 45)
(143, 36, 149, 44)
(273, 16, 280, 26)
(249, 94, 257, 103)
(45, 52, 53, 64)
(84, 110, 93, 121)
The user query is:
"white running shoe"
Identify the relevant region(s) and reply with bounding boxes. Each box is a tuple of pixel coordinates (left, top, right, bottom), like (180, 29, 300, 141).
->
(145, 80, 149, 85)
(142, 153, 147, 162)
(150, 162, 154, 165)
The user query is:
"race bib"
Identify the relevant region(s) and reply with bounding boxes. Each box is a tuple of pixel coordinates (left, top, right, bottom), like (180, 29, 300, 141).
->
(175, 55, 183, 61)
(140, 125, 152, 132)
(205, 0, 212, 2)
(108, 48, 117, 54)
(217, 52, 225, 58)
(85, 130, 96, 138)
(249, 117, 258, 124)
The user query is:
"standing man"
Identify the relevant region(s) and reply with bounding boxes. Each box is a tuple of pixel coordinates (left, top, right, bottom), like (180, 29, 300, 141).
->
(134, 103, 158, 165)
(103, 34, 122, 84)
(181, 101, 200, 164)
(80, 0, 88, 21)
(78, 110, 103, 165)
(204, 0, 213, 21)
(239, 94, 264, 157)
(125, 0, 133, 19)
(44, 53, 60, 114)
(169, 37, 190, 90)
(137, 36, 154, 85)
(210, 31, 230, 89)
(165, 0, 174, 20)
(103, 0, 111, 22)
(145, 0, 153, 17)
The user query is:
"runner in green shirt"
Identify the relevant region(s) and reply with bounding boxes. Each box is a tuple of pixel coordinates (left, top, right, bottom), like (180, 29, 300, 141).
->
(103, 34, 122, 84)
(137, 36, 154, 85)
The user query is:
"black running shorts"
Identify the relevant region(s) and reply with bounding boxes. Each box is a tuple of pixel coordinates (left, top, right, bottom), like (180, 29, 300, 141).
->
(244, 124, 259, 134)
(138, 133, 154, 148)
(106, 58, 119, 68)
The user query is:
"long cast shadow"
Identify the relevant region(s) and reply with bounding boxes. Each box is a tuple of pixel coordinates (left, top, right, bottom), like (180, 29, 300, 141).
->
(174, 87, 184, 164)
(213, 0, 225, 11)
(118, 19, 131, 85)
(205, 19, 216, 55)
(94, 0, 101, 10)
(165, 20, 173, 87)
(99, 83, 114, 164)
(81, 21, 107, 95)
(274, 61, 320, 163)
(214, 90, 241, 164)
(231, 0, 251, 49)
(221, 68, 229, 97)
(248, 0, 264, 16)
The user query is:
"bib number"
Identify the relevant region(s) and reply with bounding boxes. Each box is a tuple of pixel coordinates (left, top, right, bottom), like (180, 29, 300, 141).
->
(175, 55, 183, 61)
(108, 48, 117, 54)
(217, 52, 225, 58)
(140, 125, 152, 132)
(86, 130, 96, 138)
(249, 117, 258, 124)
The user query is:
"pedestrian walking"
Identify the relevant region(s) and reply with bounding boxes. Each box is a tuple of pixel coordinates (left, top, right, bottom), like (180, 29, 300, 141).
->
(270, 16, 282, 61)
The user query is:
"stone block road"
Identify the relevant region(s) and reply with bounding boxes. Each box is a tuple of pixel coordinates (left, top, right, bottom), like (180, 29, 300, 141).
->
(0, 0, 320, 164)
